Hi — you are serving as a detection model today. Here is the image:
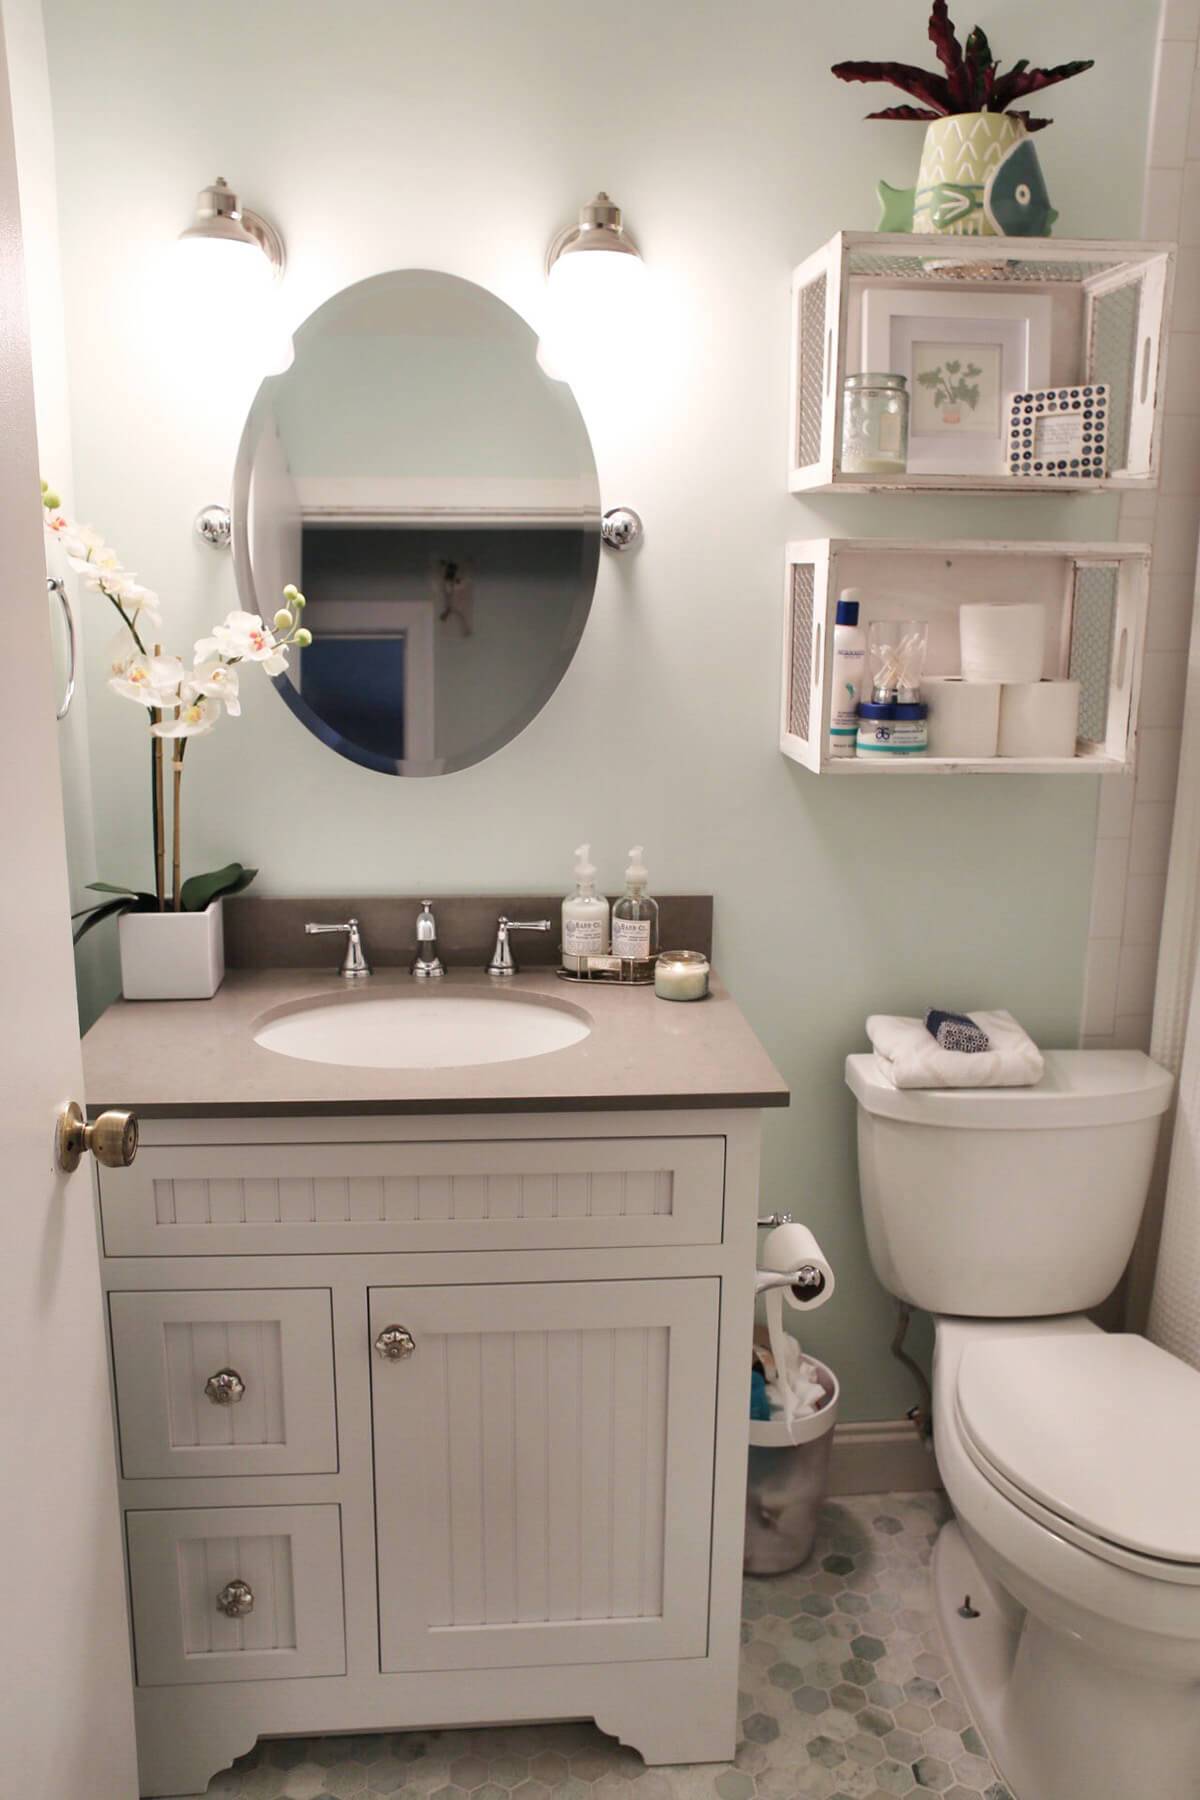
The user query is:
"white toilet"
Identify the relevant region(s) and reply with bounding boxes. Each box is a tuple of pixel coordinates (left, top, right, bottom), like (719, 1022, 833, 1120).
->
(846, 1048, 1200, 1800)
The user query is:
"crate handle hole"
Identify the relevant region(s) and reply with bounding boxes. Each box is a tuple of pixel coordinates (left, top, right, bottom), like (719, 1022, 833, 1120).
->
(1115, 625, 1129, 691)
(1140, 336, 1152, 406)
(813, 622, 823, 689)
(825, 329, 832, 398)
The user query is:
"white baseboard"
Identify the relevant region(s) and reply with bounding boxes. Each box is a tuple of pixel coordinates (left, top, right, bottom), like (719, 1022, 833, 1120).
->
(828, 1419, 942, 1495)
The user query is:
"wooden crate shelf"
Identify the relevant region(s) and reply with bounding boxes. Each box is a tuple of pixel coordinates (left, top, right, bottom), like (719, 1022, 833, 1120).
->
(789, 233, 1174, 494)
(780, 538, 1150, 776)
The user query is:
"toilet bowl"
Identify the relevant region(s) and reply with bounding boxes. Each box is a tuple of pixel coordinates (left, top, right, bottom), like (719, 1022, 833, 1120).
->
(846, 1049, 1200, 1800)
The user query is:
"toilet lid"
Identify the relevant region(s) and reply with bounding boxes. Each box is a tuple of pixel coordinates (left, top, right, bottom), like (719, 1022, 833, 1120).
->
(957, 1334, 1200, 1567)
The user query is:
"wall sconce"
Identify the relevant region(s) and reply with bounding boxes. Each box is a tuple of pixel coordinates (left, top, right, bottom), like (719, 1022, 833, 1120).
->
(176, 177, 293, 372)
(537, 191, 646, 381)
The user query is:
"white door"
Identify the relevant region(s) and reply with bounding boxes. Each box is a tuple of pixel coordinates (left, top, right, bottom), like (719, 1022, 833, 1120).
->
(371, 1278, 718, 1673)
(0, 30, 138, 1799)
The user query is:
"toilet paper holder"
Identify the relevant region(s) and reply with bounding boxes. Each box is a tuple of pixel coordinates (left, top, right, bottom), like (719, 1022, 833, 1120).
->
(755, 1215, 828, 1298)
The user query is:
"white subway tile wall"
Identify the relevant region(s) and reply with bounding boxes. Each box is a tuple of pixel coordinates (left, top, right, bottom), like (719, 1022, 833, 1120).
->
(1083, 0, 1200, 1045)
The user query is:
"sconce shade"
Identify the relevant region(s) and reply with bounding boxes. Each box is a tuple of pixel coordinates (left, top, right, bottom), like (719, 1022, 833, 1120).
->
(537, 191, 647, 381)
(175, 178, 293, 372)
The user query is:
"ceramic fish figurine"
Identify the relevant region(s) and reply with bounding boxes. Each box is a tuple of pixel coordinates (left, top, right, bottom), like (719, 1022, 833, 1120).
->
(878, 134, 1057, 237)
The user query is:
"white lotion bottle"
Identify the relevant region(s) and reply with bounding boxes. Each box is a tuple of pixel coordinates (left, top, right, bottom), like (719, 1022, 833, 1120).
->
(830, 587, 866, 759)
(562, 843, 610, 972)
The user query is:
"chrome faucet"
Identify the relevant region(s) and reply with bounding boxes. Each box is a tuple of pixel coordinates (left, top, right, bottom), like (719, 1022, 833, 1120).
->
(305, 917, 372, 978)
(411, 900, 445, 979)
(487, 915, 553, 976)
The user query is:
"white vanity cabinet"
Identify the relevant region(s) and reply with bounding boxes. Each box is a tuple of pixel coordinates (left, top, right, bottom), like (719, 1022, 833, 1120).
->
(97, 1108, 766, 1799)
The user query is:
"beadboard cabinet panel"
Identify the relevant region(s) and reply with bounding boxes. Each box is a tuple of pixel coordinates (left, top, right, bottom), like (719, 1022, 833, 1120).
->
(110, 1289, 337, 1479)
(126, 1504, 345, 1685)
(371, 1279, 718, 1671)
(99, 1137, 724, 1256)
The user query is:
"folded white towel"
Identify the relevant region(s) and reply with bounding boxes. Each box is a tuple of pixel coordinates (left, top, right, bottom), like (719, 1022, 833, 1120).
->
(867, 1009, 1044, 1090)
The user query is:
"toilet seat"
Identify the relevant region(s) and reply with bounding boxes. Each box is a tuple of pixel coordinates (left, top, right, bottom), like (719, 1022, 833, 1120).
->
(955, 1333, 1200, 1585)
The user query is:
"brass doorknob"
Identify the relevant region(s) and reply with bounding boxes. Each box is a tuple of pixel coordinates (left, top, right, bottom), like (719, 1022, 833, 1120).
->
(56, 1101, 138, 1173)
(374, 1324, 416, 1361)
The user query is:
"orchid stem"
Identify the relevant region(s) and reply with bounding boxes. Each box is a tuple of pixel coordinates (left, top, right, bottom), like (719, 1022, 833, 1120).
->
(172, 739, 187, 912)
(152, 644, 166, 911)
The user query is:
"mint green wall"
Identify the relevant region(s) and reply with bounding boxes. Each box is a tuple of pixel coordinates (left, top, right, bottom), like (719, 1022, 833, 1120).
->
(44, 0, 1156, 1418)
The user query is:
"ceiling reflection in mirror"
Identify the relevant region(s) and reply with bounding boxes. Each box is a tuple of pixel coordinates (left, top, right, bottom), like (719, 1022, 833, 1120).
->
(232, 271, 600, 776)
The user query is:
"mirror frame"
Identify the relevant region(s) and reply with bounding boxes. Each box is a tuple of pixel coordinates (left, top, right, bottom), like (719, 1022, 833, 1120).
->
(230, 270, 601, 777)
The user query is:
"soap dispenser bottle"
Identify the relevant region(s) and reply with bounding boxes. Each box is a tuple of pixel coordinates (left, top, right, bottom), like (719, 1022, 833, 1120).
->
(562, 843, 610, 972)
(611, 845, 659, 980)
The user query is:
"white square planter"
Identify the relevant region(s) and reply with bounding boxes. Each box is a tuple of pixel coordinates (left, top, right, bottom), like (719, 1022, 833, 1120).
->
(118, 899, 225, 1000)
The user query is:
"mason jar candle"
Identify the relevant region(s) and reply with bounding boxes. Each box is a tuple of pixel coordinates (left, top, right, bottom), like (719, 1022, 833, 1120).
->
(841, 372, 909, 476)
(654, 951, 711, 1001)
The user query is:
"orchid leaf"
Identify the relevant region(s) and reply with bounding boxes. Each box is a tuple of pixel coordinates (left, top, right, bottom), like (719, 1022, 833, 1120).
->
(87, 880, 157, 905)
(928, 0, 970, 109)
(866, 105, 945, 121)
(179, 862, 257, 914)
(73, 896, 137, 944)
(831, 59, 952, 115)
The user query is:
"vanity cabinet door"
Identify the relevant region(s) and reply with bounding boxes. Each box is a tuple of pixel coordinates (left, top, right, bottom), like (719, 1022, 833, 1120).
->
(371, 1278, 718, 1673)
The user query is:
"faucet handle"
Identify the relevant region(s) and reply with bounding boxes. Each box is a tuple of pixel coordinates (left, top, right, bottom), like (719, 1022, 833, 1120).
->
(487, 916, 553, 977)
(305, 917, 372, 978)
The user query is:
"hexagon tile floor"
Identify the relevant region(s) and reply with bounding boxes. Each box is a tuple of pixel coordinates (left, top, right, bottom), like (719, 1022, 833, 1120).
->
(192, 1492, 1012, 1800)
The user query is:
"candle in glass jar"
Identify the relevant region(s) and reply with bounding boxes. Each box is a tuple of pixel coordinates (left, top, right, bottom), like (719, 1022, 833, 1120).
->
(654, 951, 710, 1001)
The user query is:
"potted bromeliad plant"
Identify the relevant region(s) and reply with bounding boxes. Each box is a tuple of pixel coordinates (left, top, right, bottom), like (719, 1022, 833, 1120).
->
(43, 481, 312, 999)
(832, 0, 1093, 237)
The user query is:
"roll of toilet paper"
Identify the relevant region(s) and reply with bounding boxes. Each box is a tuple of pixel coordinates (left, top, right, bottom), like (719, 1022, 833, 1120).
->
(959, 602, 1046, 685)
(924, 677, 1001, 758)
(998, 679, 1081, 759)
(760, 1221, 835, 1311)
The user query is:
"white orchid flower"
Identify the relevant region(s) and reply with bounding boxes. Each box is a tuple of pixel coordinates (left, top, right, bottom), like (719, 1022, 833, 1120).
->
(108, 653, 184, 709)
(189, 659, 241, 717)
(151, 696, 218, 739)
(195, 609, 288, 676)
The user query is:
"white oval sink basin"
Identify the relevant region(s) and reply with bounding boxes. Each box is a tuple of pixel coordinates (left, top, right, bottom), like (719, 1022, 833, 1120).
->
(253, 991, 591, 1070)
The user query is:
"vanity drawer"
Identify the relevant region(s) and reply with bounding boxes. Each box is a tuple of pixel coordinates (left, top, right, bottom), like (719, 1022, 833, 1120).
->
(109, 1288, 337, 1478)
(126, 1503, 345, 1686)
(98, 1136, 725, 1256)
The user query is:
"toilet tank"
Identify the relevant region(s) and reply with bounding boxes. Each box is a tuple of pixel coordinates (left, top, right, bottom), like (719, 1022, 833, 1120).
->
(846, 1050, 1173, 1316)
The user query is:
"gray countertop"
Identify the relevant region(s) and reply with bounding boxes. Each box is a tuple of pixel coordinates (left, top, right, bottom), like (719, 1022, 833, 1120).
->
(82, 967, 790, 1118)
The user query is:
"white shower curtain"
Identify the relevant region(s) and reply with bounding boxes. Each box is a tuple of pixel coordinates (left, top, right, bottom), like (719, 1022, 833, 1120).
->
(1146, 552, 1200, 1366)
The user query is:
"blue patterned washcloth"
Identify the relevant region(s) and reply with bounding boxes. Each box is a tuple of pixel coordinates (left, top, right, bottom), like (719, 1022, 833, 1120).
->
(925, 1009, 991, 1054)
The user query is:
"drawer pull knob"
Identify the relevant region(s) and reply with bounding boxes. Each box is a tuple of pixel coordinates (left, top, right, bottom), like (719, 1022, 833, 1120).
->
(216, 1579, 254, 1618)
(375, 1324, 416, 1361)
(204, 1367, 246, 1405)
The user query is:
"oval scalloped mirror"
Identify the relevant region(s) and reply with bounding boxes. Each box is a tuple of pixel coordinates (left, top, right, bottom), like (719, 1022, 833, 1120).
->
(232, 270, 600, 776)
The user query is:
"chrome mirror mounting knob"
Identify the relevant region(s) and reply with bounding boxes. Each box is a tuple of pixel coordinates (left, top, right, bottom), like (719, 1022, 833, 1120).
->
(487, 916, 553, 977)
(204, 1367, 246, 1406)
(56, 1102, 138, 1174)
(305, 916, 372, 978)
(216, 1579, 254, 1618)
(374, 1324, 416, 1361)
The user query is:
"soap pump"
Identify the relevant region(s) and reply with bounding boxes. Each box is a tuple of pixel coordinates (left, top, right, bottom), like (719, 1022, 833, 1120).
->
(562, 843, 610, 973)
(611, 845, 659, 978)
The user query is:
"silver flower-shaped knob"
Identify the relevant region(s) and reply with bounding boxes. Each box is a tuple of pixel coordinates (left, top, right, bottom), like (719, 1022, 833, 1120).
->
(216, 1579, 254, 1618)
(204, 1367, 246, 1405)
(374, 1324, 416, 1361)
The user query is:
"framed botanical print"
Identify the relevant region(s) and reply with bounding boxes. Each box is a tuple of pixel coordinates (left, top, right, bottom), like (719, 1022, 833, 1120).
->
(861, 290, 1052, 475)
